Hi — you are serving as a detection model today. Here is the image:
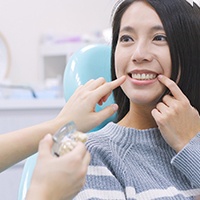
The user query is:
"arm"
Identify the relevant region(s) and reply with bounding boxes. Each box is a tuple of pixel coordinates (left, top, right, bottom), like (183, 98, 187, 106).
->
(0, 76, 126, 172)
(26, 134, 90, 200)
(171, 132, 200, 187)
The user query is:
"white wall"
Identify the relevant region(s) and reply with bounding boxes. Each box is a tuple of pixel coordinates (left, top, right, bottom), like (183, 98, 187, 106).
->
(0, 0, 116, 85)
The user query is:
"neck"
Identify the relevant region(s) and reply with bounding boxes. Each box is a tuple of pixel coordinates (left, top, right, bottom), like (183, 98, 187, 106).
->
(118, 103, 157, 130)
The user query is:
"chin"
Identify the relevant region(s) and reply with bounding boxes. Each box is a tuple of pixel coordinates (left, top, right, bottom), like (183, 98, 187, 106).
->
(129, 94, 163, 107)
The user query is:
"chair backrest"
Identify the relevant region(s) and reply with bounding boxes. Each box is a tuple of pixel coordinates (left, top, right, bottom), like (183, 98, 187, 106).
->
(18, 44, 114, 199)
(18, 154, 38, 200)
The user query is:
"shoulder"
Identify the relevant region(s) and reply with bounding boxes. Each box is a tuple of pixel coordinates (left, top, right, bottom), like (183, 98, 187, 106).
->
(85, 122, 135, 166)
(86, 122, 127, 148)
(86, 122, 116, 152)
(85, 122, 125, 161)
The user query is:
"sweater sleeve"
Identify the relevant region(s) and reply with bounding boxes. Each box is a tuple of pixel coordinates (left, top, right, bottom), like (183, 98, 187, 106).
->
(171, 132, 200, 188)
(73, 135, 126, 200)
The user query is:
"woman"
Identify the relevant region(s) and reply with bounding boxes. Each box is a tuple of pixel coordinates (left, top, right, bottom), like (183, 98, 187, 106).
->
(74, 0, 200, 199)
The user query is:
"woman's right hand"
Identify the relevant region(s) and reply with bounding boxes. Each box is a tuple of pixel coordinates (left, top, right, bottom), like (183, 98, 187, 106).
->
(56, 76, 126, 132)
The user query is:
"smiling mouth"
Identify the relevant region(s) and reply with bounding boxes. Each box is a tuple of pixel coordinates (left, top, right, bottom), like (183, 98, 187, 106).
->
(129, 73, 158, 80)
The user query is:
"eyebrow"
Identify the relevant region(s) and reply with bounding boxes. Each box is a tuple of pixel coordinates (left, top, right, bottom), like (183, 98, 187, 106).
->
(151, 25, 165, 32)
(120, 25, 165, 33)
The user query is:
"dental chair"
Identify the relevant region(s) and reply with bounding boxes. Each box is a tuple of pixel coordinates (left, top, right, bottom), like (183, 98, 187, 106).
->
(18, 44, 115, 200)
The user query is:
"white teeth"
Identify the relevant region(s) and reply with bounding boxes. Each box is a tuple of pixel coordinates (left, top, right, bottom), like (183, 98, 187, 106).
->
(132, 73, 157, 80)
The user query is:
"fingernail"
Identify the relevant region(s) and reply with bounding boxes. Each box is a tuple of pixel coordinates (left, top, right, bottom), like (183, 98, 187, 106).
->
(158, 74, 163, 79)
(44, 134, 52, 140)
(112, 104, 118, 111)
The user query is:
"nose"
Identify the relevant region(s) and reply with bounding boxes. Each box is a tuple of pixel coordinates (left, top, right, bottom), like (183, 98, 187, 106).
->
(131, 42, 153, 63)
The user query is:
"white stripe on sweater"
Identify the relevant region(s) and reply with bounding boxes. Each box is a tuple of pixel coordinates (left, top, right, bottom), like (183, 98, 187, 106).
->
(130, 187, 200, 199)
(87, 166, 115, 176)
(74, 189, 126, 200)
(74, 187, 200, 200)
(86, 166, 200, 199)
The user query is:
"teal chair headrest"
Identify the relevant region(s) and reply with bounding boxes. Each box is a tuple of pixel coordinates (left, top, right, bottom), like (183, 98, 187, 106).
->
(63, 44, 115, 132)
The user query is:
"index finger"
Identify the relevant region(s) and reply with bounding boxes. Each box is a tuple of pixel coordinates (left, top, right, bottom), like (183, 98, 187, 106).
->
(158, 75, 187, 101)
(94, 76, 126, 102)
(109, 76, 126, 89)
(99, 76, 126, 94)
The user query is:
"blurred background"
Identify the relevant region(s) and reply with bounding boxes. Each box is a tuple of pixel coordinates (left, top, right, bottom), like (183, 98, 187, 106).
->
(0, 0, 115, 85)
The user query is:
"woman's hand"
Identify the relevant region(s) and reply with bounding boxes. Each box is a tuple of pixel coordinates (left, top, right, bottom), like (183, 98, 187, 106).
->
(26, 134, 90, 200)
(56, 76, 126, 132)
(151, 75, 200, 152)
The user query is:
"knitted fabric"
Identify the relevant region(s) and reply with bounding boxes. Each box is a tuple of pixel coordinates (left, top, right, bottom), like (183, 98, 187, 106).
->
(74, 122, 200, 200)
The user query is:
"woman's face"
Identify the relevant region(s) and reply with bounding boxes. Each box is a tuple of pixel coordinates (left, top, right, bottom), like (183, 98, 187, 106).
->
(115, 1, 171, 107)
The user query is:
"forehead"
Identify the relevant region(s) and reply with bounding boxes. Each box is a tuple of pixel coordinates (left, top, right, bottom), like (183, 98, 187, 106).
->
(120, 1, 163, 29)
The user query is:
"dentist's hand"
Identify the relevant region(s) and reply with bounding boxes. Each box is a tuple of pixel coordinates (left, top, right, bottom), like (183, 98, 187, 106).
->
(151, 75, 200, 152)
(57, 76, 126, 132)
(26, 134, 90, 200)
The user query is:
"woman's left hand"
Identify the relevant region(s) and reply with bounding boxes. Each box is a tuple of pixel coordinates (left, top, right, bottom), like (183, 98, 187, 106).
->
(151, 75, 200, 152)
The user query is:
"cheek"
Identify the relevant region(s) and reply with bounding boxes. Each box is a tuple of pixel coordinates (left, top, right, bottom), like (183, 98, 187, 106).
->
(114, 47, 130, 77)
(164, 63, 171, 78)
(158, 48, 172, 78)
(114, 50, 122, 77)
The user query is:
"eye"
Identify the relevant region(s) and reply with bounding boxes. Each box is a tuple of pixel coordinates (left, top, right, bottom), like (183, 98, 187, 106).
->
(119, 35, 134, 43)
(153, 35, 167, 42)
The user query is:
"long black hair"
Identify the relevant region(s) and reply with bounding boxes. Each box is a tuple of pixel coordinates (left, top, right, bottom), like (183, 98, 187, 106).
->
(111, 0, 200, 121)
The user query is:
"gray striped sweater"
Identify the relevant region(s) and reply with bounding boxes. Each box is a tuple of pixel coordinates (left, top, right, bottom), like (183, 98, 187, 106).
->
(74, 122, 200, 200)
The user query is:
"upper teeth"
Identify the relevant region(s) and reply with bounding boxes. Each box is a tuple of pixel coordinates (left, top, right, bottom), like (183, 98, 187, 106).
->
(132, 73, 157, 80)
